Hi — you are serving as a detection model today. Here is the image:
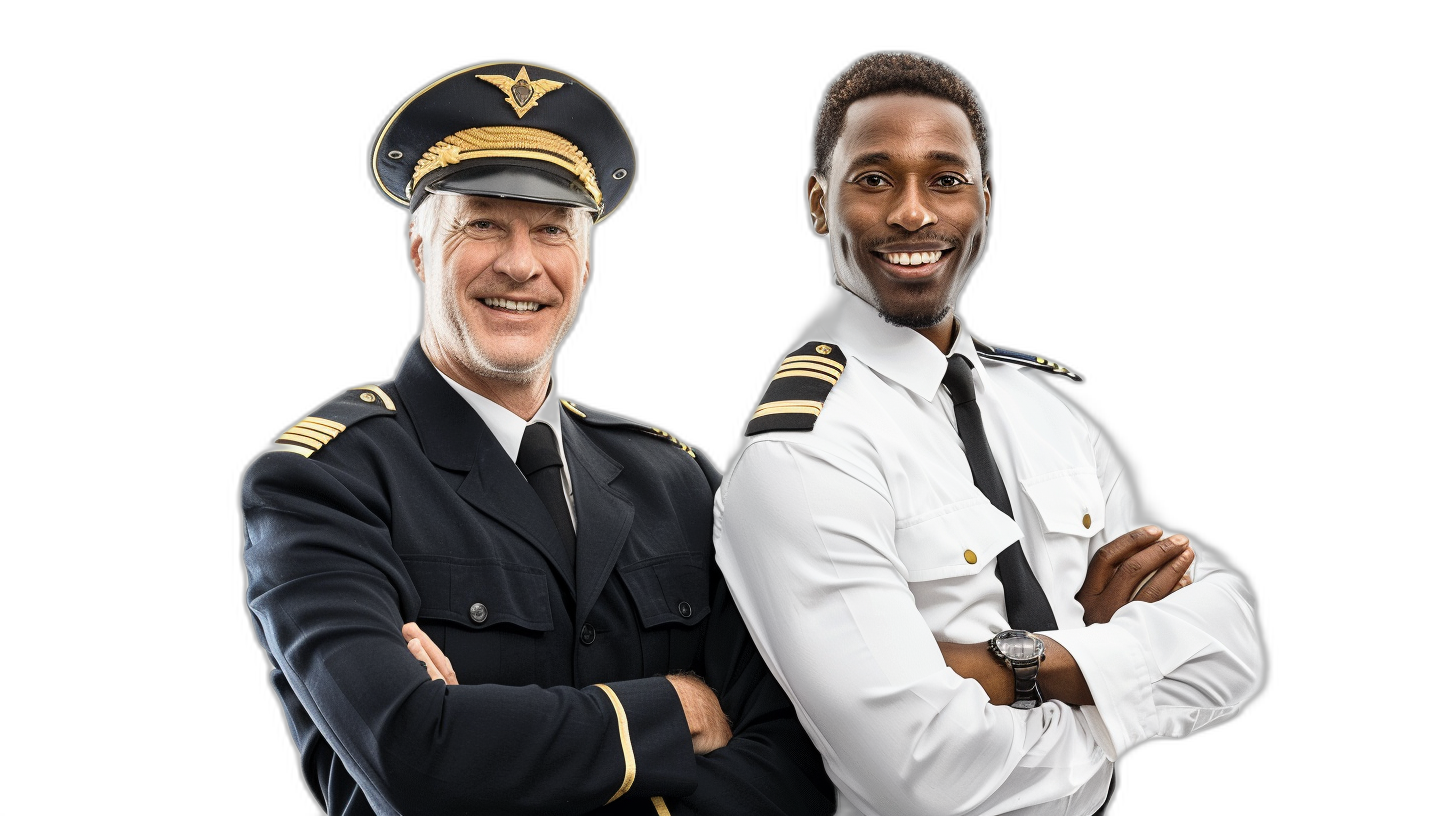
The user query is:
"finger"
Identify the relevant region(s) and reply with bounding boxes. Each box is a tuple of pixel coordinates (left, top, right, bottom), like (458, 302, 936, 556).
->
(1107, 535, 1189, 600)
(407, 637, 445, 682)
(1134, 548, 1197, 603)
(1086, 526, 1163, 591)
(403, 622, 458, 685)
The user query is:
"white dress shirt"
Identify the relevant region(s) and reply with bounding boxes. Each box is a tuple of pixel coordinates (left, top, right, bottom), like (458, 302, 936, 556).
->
(436, 368, 576, 528)
(714, 286, 1263, 816)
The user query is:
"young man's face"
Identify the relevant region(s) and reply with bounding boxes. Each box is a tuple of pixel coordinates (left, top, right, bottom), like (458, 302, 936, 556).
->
(811, 93, 990, 330)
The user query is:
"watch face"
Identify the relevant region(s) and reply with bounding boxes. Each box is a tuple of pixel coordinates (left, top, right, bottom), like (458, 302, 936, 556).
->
(995, 632, 1044, 661)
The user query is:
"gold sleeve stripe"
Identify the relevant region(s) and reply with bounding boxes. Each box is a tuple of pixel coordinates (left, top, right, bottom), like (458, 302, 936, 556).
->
(303, 415, 346, 432)
(283, 426, 334, 445)
(771, 369, 839, 385)
(277, 432, 324, 450)
(776, 360, 842, 378)
(295, 419, 342, 437)
(783, 354, 845, 372)
(651, 796, 672, 815)
(593, 684, 636, 803)
(268, 442, 315, 457)
(351, 385, 397, 411)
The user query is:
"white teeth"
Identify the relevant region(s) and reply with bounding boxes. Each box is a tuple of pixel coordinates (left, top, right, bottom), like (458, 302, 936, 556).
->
(483, 297, 541, 312)
(880, 250, 943, 266)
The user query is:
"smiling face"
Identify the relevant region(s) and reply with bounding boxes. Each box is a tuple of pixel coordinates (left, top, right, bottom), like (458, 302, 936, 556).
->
(411, 194, 591, 388)
(809, 93, 990, 337)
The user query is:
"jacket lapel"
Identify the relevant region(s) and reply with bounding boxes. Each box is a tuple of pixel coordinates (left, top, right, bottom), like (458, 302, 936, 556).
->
(561, 417, 633, 621)
(392, 342, 576, 591)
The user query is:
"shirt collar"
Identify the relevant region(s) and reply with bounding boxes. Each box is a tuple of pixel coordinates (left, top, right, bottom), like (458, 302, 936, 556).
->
(433, 368, 565, 463)
(807, 285, 985, 402)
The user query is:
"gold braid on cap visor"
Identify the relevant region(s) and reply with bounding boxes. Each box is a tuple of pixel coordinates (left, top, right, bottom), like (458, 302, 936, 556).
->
(406, 126, 602, 207)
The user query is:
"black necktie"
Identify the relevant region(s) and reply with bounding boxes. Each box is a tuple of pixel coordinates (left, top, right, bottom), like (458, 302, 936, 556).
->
(942, 354, 1058, 632)
(516, 422, 576, 565)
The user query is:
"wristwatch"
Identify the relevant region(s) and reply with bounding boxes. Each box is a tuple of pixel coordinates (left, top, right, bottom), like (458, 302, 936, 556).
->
(988, 629, 1046, 709)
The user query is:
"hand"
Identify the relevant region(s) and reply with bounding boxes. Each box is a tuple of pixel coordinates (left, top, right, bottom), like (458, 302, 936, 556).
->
(666, 673, 732, 755)
(402, 622, 458, 685)
(1077, 526, 1196, 626)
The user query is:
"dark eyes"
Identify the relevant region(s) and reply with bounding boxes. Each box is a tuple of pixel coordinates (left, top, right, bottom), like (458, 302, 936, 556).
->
(468, 220, 496, 230)
(540, 225, 563, 235)
(853, 173, 971, 189)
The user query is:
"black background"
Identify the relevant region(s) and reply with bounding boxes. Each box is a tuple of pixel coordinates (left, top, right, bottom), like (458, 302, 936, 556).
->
(218, 38, 1310, 816)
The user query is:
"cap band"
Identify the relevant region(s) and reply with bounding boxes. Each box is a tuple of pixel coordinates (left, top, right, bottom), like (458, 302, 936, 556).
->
(407, 126, 601, 206)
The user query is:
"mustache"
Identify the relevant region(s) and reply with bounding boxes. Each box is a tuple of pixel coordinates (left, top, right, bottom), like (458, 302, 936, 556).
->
(863, 233, 961, 251)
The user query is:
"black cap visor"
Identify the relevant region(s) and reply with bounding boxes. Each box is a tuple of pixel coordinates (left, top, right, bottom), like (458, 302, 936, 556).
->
(413, 159, 601, 214)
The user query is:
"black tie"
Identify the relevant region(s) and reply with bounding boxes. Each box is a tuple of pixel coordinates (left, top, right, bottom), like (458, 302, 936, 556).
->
(942, 354, 1058, 632)
(516, 422, 576, 565)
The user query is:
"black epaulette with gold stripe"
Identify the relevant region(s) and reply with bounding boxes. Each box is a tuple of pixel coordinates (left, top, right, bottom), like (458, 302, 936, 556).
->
(745, 341, 847, 436)
(268, 385, 398, 458)
(560, 399, 697, 458)
(973, 338, 1081, 381)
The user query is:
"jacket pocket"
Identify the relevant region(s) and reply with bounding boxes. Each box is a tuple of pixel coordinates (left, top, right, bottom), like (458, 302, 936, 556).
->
(620, 552, 711, 674)
(618, 553, 711, 629)
(401, 554, 555, 632)
(1019, 468, 1105, 538)
(895, 499, 1023, 582)
(401, 555, 557, 685)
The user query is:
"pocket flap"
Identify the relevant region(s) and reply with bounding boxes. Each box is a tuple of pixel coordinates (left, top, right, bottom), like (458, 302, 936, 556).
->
(1019, 468, 1105, 538)
(619, 553, 711, 628)
(402, 555, 554, 632)
(895, 499, 1022, 581)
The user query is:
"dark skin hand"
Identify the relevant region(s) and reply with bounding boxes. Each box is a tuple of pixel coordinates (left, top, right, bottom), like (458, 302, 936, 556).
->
(937, 526, 1195, 707)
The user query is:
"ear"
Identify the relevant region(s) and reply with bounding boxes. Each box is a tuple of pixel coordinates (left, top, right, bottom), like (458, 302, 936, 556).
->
(982, 172, 994, 219)
(409, 229, 426, 282)
(807, 175, 829, 235)
(582, 256, 591, 286)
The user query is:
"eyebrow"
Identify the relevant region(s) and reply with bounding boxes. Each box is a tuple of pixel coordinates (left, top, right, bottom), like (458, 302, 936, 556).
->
(845, 150, 973, 172)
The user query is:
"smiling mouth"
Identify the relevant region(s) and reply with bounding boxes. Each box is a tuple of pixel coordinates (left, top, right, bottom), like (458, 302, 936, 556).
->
(480, 297, 542, 313)
(874, 250, 944, 267)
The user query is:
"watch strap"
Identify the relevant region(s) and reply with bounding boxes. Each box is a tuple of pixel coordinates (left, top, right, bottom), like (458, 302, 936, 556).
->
(1010, 661, 1043, 710)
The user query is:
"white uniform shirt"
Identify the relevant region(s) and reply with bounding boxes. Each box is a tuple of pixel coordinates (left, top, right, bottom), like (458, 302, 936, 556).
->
(714, 287, 1263, 816)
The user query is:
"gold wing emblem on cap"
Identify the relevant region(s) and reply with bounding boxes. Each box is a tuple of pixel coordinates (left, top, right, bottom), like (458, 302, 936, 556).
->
(476, 67, 565, 118)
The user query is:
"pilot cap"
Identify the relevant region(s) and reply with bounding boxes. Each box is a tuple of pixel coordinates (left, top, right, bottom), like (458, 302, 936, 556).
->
(372, 62, 635, 220)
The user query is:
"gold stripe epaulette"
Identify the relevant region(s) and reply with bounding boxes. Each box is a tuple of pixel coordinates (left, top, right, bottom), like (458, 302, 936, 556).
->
(746, 342, 848, 435)
(271, 416, 346, 458)
(268, 384, 397, 457)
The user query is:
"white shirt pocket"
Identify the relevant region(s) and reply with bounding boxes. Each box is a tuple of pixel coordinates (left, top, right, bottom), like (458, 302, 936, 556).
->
(894, 499, 1023, 582)
(1019, 467, 1105, 538)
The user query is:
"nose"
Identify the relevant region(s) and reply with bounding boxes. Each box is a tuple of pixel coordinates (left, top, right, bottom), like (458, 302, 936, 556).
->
(887, 180, 936, 232)
(493, 227, 540, 282)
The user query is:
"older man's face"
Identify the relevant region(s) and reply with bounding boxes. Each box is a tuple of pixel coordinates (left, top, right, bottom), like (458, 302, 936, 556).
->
(412, 194, 590, 383)
(813, 93, 990, 330)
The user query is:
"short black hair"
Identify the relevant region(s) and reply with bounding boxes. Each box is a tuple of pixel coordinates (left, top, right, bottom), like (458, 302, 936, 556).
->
(813, 52, 989, 177)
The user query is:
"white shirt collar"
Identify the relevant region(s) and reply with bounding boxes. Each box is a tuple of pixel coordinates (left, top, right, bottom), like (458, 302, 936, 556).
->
(805, 285, 985, 403)
(433, 368, 567, 463)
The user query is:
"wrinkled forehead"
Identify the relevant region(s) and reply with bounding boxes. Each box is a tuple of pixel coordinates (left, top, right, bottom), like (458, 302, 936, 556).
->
(834, 93, 981, 173)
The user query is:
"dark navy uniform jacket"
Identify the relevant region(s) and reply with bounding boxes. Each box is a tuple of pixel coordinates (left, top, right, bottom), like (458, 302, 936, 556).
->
(243, 342, 833, 816)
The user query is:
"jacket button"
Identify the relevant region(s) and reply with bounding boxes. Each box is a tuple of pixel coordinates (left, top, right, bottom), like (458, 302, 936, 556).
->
(469, 603, 487, 623)
(963, 549, 977, 564)
(678, 601, 693, 618)
(580, 624, 596, 645)
(1082, 514, 1092, 529)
